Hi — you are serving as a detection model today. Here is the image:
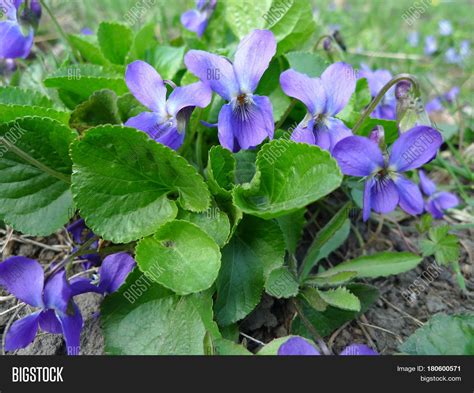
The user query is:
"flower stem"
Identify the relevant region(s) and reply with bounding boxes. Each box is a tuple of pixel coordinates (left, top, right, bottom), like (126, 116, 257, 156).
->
(39, 0, 79, 62)
(351, 74, 421, 135)
(275, 99, 296, 131)
(292, 299, 332, 355)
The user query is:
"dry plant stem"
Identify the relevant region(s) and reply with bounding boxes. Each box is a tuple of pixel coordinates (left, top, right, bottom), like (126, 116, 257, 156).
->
(239, 332, 265, 347)
(10, 236, 68, 252)
(327, 321, 350, 350)
(352, 74, 421, 135)
(47, 235, 100, 278)
(39, 0, 79, 62)
(356, 319, 377, 350)
(381, 296, 424, 327)
(347, 49, 425, 61)
(358, 322, 403, 343)
(292, 299, 332, 355)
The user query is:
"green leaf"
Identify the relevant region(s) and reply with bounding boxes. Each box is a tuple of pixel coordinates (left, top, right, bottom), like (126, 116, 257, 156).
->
(316, 287, 360, 312)
(300, 202, 351, 280)
(320, 252, 422, 279)
(69, 89, 121, 132)
(152, 46, 186, 80)
(276, 208, 306, 254)
(0, 117, 76, 235)
(71, 126, 210, 243)
(69, 34, 109, 65)
(337, 78, 372, 127)
(285, 51, 329, 77)
(117, 93, 147, 122)
(0, 86, 54, 107)
(300, 287, 327, 311)
(265, 0, 317, 55)
(233, 140, 342, 219)
(214, 339, 253, 355)
(234, 149, 257, 185)
(215, 216, 285, 325)
(292, 283, 379, 337)
(135, 220, 221, 295)
(127, 23, 157, 62)
(44, 64, 128, 105)
(420, 225, 460, 266)
(0, 105, 70, 125)
(225, 0, 271, 38)
(98, 21, 134, 65)
(178, 204, 231, 247)
(305, 271, 358, 287)
(102, 270, 210, 355)
(265, 267, 299, 299)
(400, 314, 474, 355)
(206, 145, 236, 198)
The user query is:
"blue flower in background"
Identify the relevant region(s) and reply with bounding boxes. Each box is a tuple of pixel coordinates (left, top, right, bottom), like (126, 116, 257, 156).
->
(181, 0, 217, 38)
(419, 170, 459, 219)
(407, 31, 419, 47)
(0, 0, 41, 59)
(460, 40, 470, 59)
(426, 86, 460, 114)
(424, 35, 437, 56)
(438, 19, 452, 36)
(445, 47, 462, 64)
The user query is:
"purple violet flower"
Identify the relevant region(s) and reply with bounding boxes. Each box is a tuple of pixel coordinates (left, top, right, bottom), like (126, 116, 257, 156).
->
(181, 0, 216, 38)
(419, 170, 459, 219)
(185, 29, 276, 152)
(67, 218, 100, 268)
(426, 86, 460, 114)
(445, 47, 462, 64)
(332, 126, 443, 221)
(124, 60, 212, 150)
(460, 40, 470, 59)
(0, 0, 38, 59)
(358, 65, 396, 120)
(279, 62, 356, 152)
(0, 257, 82, 355)
(424, 35, 437, 56)
(70, 252, 136, 296)
(277, 337, 378, 356)
(80, 27, 93, 35)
